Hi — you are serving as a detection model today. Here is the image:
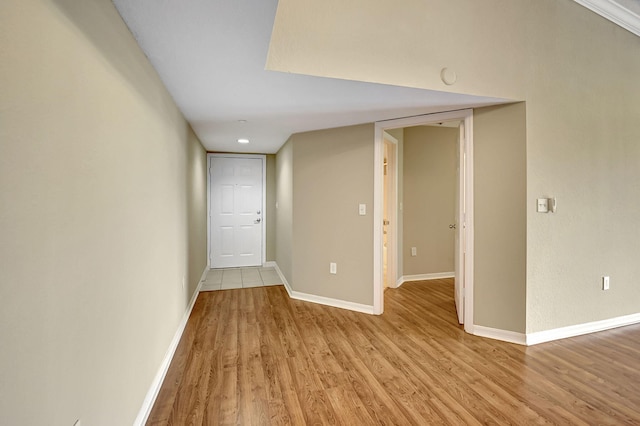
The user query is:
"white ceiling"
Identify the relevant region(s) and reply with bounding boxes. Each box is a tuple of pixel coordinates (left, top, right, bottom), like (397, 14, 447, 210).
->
(111, 0, 506, 154)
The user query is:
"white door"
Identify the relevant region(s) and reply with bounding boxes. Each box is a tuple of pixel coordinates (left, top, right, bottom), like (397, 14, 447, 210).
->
(454, 122, 465, 324)
(209, 156, 263, 268)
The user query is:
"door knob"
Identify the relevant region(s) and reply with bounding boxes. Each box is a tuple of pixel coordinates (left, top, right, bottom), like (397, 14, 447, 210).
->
(257, 210, 261, 214)
(449, 224, 456, 229)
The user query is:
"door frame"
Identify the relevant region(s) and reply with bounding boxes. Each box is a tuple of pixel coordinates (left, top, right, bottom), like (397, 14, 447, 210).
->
(207, 153, 267, 268)
(382, 131, 398, 290)
(373, 109, 475, 334)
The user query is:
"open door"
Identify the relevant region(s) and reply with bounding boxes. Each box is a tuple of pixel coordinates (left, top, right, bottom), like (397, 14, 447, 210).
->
(454, 122, 465, 324)
(382, 131, 397, 290)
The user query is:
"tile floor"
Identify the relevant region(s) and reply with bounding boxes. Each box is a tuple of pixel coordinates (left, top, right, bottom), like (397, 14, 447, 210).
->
(200, 266, 283, 291)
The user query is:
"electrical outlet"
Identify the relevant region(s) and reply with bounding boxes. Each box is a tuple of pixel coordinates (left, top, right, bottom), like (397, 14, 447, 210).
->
(330, 263, 337, 274)
(411, 247, 417, 257)
(603, 276, 610, 291)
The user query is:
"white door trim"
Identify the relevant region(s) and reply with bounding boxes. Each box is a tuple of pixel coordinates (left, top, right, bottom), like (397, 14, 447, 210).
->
(207, 153, 267, 267)
(373, 109, 475, 335)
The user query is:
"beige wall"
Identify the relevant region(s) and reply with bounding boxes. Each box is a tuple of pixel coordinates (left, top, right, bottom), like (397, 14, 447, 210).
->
(524, 1, 640, 333)
(266, 154, 277, 261)
(277, 125, 375, 305)
(275, 139, 294, 284)
(403, 126, 457, 276)
(474, 103, 527, 333)
(186, 132, 209, 296)
(267, 0, 527, 100)
(266, 0, 640, 334)
(0, 0, 207, 424)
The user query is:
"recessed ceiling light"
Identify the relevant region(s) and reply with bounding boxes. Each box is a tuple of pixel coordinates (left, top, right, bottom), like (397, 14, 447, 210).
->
(237, 138, 250, 144)
(238, 119, 247, 124)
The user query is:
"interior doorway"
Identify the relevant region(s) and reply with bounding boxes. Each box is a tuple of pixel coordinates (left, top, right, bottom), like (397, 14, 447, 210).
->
(373, 110, 474, 334)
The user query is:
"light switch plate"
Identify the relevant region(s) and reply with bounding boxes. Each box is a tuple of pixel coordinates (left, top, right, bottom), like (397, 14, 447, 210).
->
(537, 198, 549, 213)
(359, 204, 366, 215)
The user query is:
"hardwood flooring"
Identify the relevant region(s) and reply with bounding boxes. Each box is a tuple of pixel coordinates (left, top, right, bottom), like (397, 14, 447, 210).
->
(147, 279, 640, 425)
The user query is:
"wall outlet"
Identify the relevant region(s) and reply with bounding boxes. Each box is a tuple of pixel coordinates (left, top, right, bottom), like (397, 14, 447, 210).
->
(330, 262, 337, 274)
(411, 247, 417, 257)
(603, 276, 610, 291)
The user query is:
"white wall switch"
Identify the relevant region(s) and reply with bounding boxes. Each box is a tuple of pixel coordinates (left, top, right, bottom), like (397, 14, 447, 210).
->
(359, 204, 366, 215)
(603, 276, 610, 290)
(537, 198, 549, 213)
(330, 262, 337, 274)
(411, 247, 417, 257)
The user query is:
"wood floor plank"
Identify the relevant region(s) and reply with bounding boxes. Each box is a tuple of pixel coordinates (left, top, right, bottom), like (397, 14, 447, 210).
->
(325, 385, 375, 425)
(147, 281, 640, 425)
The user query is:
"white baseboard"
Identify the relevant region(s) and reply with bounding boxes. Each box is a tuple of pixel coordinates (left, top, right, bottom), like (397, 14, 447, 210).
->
(473, 313, 640, 347)
(272, 263, 374, 314)
(272, 262, 293, 295)
(134, 265, 206, 426)
(397, 272, 455, 287)
(473, 325, 527, 345)
(526, 312, 640, 346)
(288, 290, 375, 314)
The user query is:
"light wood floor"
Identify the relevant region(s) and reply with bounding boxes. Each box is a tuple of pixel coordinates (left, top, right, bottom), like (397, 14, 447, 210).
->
(147, 279, 640, 425)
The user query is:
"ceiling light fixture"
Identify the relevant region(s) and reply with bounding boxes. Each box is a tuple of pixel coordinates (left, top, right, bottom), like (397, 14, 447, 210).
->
(237, 138, 250, 144)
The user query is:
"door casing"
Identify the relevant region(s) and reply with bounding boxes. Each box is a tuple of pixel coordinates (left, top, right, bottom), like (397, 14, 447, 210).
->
(382, 131, 398, 290)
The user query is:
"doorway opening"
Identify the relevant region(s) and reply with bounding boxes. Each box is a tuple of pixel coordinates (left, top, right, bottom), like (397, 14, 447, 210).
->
(373, 110, 474, 334)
